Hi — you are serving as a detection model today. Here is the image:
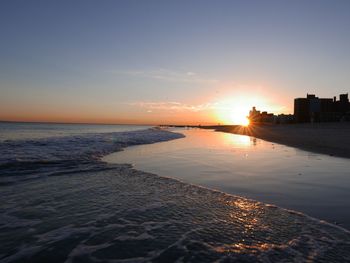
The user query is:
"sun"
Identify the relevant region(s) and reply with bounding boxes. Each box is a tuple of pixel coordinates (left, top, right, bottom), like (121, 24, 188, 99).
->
(213, 92, 278, 126)
(215, 99, 251, 126)
(229, 108, 250, 126)
(241, 117, 250, 126)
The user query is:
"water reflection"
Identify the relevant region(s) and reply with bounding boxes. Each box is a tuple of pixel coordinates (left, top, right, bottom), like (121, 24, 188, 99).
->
(251, 137, 257, 146)
(104, 128, 350, 229)
(214, 242, 277, 254)
(223, 132, 251, 147)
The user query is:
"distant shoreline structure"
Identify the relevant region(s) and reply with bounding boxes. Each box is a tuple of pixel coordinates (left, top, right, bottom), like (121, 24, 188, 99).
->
(247, 93, 350, 125)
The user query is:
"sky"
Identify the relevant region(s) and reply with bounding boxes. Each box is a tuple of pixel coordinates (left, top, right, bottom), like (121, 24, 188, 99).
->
(1, 0, 350, 125)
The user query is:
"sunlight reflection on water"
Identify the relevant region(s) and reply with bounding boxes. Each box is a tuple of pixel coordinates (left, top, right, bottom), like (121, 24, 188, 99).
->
(223, 132, 251, 147)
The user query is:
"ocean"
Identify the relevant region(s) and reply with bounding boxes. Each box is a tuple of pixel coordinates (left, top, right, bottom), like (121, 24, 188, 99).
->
(0, 122, 151, 141)
(1, 122, 350, 262)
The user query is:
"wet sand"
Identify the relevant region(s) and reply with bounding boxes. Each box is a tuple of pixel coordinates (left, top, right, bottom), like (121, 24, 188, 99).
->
(213, 123, 350, 159)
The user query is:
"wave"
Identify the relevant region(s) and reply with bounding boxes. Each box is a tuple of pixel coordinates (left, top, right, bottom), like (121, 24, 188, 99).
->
(0, 128, 184, 185)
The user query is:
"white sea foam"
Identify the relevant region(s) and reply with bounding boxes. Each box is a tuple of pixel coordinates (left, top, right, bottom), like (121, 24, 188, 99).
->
(0, 128, 184, 185)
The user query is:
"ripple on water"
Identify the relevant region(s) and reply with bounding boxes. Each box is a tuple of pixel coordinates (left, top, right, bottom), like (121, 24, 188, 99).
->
(1, 165, 350, 262)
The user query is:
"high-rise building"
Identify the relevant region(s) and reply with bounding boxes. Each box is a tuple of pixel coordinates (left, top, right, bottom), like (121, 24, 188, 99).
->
(294, 93, 349, 123)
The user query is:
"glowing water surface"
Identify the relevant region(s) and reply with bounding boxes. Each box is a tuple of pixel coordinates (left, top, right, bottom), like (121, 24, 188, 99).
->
(104, 128, 350, 229)
(0, 122, 150, 141)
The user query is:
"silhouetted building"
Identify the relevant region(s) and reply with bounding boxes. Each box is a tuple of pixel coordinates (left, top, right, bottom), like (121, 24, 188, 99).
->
(248, 107, 293, 124)
(275, 114, 294, 124)
(249, 107, 270, 123)
(261, 111, 275, 123)
(294, 93, 350, 123)
(337, 94, 350, 114)
(249, 107, 261, 123)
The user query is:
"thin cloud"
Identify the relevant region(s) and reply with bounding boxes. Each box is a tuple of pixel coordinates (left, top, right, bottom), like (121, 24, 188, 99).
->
(112, 68, 218, 84)
(127, 101, 219, 112)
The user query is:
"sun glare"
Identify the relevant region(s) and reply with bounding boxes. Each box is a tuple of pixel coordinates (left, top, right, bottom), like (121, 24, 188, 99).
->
(230, 109, 250, 126)
(214, 94, 274, 126)
(215, 98, 252, 126)
(241, 117, 250, 126)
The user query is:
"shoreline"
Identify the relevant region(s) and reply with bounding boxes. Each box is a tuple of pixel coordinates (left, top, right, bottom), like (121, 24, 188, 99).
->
(105, 127, 350, 228)
(208, 123, 350, 159)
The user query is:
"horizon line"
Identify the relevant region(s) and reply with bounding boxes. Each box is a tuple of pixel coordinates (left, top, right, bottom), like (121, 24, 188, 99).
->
(0, 120, 220, 126)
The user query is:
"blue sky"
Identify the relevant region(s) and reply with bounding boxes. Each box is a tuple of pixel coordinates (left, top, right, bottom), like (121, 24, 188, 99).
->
(1, 0, 350, 124)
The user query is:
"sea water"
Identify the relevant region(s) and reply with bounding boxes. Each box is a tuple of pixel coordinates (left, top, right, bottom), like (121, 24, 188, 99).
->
(104, 128, 350, 229)
(1, 123, 350, 262)
(0, 122, 150, 141)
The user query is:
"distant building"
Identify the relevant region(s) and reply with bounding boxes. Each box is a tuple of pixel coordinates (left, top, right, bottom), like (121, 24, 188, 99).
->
(248, 107, 293, 124)
(248, 93, 349, 125)
(294, 93, 350, 123)
(248, 107, 261, 123)
(260, 111, 275, 123)
(275, 114, 294, 124)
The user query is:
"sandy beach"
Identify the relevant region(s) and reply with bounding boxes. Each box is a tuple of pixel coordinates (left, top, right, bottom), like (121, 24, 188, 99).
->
(213, 123, 350, 159)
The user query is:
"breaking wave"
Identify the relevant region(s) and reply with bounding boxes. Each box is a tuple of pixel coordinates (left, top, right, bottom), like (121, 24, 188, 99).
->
(0, 128, 184, 185)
